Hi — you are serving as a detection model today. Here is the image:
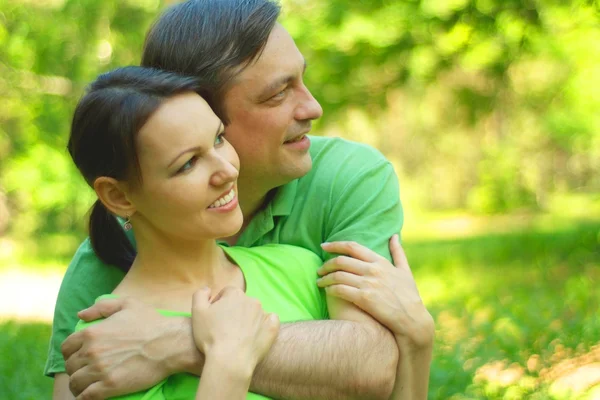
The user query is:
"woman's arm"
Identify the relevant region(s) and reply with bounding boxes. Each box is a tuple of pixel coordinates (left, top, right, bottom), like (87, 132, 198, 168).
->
(318, 235, 435, 400)
(192, 287, 279, 400)
(195, 356, 252, 400)
(53, 373, 75, 400)
(391, 337, 433, 400)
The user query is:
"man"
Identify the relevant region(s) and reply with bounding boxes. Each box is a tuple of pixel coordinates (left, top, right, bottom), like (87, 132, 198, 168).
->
(48, 1, 406, 399)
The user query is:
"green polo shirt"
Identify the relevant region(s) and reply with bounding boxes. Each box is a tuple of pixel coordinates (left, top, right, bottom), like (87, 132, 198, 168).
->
(45, 135, 403, 377)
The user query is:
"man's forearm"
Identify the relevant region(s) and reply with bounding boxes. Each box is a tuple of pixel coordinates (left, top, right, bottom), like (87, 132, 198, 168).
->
(178, 316, 397, 400)
(249, 320, 398, 400)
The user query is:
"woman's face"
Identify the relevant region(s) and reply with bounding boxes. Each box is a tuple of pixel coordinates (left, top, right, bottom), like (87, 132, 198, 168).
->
(126, 92, 242, 241)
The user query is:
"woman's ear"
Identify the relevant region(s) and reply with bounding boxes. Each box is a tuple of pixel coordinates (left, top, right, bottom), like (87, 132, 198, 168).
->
(94, 177, 136, 218)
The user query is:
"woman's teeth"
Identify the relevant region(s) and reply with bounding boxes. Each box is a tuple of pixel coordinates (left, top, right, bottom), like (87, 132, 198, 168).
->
(208, 189, 235, 209)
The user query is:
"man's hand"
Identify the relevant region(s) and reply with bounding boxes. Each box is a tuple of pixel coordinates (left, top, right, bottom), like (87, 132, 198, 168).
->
(61, 297, 201, 399)
(318, 235, 434, 347)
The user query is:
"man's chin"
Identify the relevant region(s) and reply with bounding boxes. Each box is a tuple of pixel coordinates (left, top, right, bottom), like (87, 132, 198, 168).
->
(283, 154, 313, 181)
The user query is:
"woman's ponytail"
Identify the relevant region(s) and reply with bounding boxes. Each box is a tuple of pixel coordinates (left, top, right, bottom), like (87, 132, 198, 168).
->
(89, 200, 136, 272)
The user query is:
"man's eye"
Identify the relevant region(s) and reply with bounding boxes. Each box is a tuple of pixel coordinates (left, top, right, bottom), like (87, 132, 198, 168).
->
(272, 89, 286, 100)
(178, 156, 197, 173)
(215, 133, 226, 146)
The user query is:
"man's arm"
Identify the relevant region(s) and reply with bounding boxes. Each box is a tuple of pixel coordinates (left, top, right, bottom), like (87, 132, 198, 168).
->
(45, 238, 125, 379)
(66, 301, 396, 400)
(251, 306, 397, 399)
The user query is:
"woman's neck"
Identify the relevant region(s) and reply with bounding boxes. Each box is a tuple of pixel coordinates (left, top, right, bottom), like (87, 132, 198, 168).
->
(116, 226, 240, 305)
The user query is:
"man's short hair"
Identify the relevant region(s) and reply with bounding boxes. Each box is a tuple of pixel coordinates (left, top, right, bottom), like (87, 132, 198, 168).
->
(141, 0, 281, 122)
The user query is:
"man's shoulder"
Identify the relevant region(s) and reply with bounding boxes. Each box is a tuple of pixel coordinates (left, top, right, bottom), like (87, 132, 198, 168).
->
(61, 238, 126, 285)
(304, 135, 392, 189)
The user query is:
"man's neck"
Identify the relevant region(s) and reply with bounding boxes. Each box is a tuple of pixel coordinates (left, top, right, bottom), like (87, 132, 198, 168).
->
(221, 179, 274, 245)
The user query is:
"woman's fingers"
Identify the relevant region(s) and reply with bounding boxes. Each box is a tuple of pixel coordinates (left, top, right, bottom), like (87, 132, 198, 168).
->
(324, 284, 362, 305)
(321, 241, 383, 263)
(317, 270, 364, 289)
(192, 287, 211, 311)
(317, 255, 369, 276)
(389, 234, 411, 273)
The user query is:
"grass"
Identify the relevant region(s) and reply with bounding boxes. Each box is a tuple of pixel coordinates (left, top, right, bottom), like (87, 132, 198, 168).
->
(0, 321, 53, 399)
(410, 221, 600, 399)
(0, 217, 598, 399)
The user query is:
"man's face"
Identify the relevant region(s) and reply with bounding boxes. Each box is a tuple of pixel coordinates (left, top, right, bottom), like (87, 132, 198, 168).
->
(222, 23, 323, 195)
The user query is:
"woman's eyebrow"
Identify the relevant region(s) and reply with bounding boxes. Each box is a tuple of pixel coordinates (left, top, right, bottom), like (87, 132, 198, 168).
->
(167, 146, 204, 168)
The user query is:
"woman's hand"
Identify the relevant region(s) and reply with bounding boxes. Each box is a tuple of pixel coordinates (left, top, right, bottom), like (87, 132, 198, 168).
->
(318, 236, 434, 400)
(318, 235, 434, 348)
(191, 286, 280, 377)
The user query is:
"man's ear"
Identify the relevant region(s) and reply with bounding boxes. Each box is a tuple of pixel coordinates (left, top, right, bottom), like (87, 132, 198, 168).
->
(93, 176, 136, 218)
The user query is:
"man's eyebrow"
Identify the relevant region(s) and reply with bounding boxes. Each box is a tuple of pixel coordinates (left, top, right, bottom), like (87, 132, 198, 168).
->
(257, 58, 307, 100)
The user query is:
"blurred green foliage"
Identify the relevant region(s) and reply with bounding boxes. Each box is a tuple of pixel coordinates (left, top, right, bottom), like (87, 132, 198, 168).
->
(1, 0, 600, 252)
(1, 2, 598, 397)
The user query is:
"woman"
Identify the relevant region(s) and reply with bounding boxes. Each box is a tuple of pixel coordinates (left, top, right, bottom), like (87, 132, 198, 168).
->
(58, 66, 433, 399)
(61, 66, 325, 400)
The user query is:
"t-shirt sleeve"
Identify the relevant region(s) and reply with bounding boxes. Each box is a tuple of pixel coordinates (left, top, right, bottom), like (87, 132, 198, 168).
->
(44, 238, 125, 377)
(323, 146, 403, 263)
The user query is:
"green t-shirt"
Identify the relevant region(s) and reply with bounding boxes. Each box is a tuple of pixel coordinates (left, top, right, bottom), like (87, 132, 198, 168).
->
(75, 244, 328, 400)
(45, 135, 403, 376)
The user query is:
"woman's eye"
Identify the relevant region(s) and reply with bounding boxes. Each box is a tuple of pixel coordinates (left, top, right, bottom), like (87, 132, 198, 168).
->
(214, 133, 226, 146)
(178, 156, 197, 173)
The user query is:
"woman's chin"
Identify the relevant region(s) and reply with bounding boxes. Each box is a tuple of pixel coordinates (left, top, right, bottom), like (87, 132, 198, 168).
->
(215, 212, 244, 239)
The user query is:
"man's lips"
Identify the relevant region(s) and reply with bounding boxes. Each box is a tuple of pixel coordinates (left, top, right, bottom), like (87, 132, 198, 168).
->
(284, 134, 306, 144)
(284, 130, 310, 143)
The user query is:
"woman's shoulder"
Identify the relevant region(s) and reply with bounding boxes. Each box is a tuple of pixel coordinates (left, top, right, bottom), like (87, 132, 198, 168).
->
(222, 244, 322, 267)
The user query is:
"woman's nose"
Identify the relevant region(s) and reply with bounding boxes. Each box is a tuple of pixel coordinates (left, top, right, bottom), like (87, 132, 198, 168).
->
(210, 157, 239, 187)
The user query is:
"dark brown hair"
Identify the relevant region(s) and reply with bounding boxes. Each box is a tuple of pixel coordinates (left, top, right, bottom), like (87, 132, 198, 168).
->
(68, 67, 203, 271)
(141, 0, 281, 122)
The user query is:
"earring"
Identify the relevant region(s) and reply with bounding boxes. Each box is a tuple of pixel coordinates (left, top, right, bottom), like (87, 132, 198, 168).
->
(123, 215, 132, 231)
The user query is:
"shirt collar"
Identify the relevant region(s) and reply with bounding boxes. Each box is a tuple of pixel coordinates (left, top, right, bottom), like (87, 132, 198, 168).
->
(270, 178, 298, 217)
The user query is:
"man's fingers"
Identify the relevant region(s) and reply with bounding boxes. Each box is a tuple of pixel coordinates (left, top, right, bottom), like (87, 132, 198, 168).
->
(321, 241, 382, 263)
(75, 381, 105, 400)
(317, 255, 368, 276)
(69, 366, 99, 397)
(64, 344, 87, 376)
(317, 270, 363, 289)
(77, 298, 126, 322)
(61, 331, 84, 362)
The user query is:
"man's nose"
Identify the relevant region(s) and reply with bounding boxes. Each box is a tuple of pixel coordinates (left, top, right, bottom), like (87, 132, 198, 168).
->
(295, 84, 323, 121)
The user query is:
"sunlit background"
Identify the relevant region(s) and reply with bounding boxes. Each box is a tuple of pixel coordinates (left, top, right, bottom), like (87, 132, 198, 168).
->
(1, 0, 599, 399)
